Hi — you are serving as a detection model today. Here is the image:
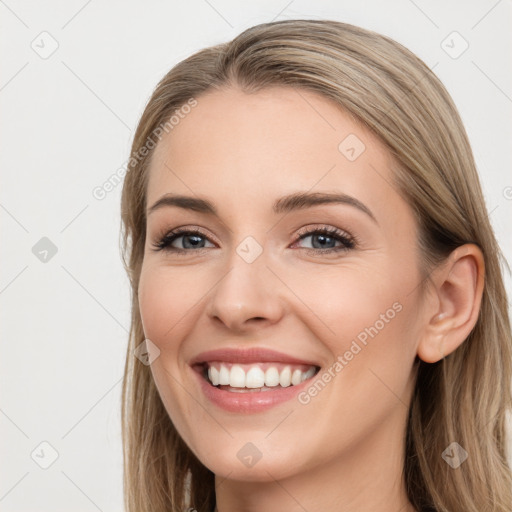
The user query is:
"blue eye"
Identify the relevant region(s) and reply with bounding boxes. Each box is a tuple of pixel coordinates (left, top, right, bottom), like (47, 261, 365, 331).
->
(152, 228, 214, 252)
(295, 227, 355, 253)
(152, 226, 356, 255)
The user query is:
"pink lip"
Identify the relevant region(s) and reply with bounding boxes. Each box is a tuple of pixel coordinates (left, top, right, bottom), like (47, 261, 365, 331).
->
(190, 347, 319, 366)
(189, 347, 320, 413)
(192, 368, 316, 413)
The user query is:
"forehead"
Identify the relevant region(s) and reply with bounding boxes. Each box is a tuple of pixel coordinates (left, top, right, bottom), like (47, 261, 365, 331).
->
(146, 86, 398, 215)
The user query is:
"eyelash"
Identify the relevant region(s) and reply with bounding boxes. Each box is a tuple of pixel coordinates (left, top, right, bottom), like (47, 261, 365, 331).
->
(151, 225, 357, 256)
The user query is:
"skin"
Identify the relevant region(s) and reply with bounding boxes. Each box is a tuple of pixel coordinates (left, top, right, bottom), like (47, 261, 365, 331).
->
(138, 86, 484, 512)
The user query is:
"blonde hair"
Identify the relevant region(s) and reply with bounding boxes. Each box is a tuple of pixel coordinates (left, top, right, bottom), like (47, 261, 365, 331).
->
(120, 19, 512, 511)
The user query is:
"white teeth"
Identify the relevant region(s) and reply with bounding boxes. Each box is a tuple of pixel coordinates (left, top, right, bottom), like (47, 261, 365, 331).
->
(230, 364, 246, 388)
(279, 367, 292, 387)
(303, 367, 316, 381)
(206, 363, 317, 389)
(246, 367, 265, 388)
(264, 367, 280, 387)
(218, 365, 230, 385)
(208, 366, 220, 386)
(291, 369, 302, 386)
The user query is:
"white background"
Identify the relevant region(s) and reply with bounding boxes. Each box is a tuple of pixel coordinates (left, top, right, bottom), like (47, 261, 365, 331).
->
(1, 1, 511, 510)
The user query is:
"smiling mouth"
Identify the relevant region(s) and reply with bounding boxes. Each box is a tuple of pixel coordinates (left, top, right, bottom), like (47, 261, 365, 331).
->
(198, 362, 321, 392)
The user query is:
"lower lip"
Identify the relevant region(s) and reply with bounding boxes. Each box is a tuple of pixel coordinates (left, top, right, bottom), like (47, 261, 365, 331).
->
(192, 366, 316, 413)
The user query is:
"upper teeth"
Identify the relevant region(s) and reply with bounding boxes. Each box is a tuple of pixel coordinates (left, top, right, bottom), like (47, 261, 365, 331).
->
(206, 363, 317, 388)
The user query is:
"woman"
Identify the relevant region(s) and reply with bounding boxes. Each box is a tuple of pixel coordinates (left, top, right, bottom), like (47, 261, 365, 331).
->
(120, 19, 512, 512)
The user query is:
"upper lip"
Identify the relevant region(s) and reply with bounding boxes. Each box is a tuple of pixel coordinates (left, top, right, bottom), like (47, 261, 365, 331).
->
(190, 347, 320, 367)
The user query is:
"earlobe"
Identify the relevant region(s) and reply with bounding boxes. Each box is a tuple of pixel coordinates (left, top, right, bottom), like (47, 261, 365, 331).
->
(416, 244, 485, 364)
(417, 332, 447, 363)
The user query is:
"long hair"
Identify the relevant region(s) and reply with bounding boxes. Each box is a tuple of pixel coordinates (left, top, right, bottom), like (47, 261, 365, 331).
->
(120, 19, 512, 511)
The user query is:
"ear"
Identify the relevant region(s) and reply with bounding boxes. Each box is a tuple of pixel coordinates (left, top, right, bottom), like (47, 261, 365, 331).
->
(417, 244, 485, 363)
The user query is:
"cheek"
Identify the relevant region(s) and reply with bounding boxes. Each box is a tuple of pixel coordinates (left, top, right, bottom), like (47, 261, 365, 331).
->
(137, 263, 208, 446)
(283, 262, 407, 348)
(138, 263, 205, 345)
(293, 261, 419, 396)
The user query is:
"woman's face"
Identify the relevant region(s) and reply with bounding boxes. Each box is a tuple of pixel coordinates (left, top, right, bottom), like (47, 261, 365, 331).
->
(138, 86, 425, 481)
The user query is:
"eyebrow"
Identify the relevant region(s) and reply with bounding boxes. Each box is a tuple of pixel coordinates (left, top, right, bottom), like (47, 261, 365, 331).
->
(147, 191, 377, 223)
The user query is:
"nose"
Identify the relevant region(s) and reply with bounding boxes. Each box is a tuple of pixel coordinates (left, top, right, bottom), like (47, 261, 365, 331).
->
(205, 247, 285, 333)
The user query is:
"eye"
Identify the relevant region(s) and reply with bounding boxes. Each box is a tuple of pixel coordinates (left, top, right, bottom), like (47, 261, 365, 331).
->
(151, 225, 357, 255)
(293, 226, 356, 254)
(151, 228, 215, 253)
